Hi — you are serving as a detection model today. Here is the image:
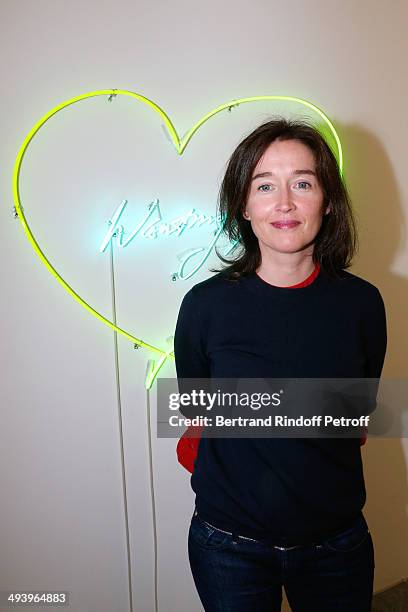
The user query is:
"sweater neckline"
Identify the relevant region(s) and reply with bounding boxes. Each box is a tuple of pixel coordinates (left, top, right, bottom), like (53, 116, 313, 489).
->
(256, 261, 320, 289)
(244, 261, 325, 297)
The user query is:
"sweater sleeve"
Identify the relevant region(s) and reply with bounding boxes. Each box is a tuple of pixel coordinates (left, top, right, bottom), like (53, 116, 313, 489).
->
(174, 288, 211, 417)
(360, 287, 387, 445)
(362, 287, 387, 379)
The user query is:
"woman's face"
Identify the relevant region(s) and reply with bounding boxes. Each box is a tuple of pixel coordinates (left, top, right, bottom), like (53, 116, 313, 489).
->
(244, 138, 330, 258)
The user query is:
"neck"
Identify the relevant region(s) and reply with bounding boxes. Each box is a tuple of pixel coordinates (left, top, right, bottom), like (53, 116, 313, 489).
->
(256, 251, 317, 287)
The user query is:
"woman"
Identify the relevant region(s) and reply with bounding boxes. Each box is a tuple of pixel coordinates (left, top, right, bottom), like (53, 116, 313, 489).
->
(173, 118, 387, 611)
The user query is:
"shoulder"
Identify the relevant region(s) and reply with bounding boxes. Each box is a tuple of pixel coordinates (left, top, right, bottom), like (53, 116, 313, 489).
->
(183, 271, 241, 303)
(328, 270, 379, 295)
(328, 269, 384, 301)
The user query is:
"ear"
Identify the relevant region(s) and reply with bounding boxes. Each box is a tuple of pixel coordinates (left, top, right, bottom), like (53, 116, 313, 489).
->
(324, 202, 331, 215)
(243, 210, 250, 220)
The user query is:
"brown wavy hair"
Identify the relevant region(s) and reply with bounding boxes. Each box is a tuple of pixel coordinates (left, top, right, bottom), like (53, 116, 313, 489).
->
(210, 117, 358, 280)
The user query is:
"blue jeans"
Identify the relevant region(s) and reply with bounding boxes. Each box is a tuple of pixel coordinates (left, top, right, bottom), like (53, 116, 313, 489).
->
(188, 509, 374, 611)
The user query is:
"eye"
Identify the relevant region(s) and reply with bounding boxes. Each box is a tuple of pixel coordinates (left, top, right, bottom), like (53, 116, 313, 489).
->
(257, 184, 273, 192)
(297, 181, 311, 189)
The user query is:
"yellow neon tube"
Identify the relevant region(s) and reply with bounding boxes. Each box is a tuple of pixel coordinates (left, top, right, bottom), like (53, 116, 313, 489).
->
(12, 89, 344, 374)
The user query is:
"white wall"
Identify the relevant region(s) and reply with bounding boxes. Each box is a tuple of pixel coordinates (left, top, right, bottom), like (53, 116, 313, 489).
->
(1, 1, 407, 610)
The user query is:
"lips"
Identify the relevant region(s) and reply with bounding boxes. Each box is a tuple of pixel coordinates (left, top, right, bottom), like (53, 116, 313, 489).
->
(271, 221, 301, 229)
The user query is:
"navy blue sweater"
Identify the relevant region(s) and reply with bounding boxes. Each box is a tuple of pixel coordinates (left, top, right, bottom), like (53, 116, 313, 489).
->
(173, 265, 387, 545)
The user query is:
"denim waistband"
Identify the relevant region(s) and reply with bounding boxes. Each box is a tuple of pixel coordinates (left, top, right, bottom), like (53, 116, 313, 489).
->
(193, 508, 364, 549)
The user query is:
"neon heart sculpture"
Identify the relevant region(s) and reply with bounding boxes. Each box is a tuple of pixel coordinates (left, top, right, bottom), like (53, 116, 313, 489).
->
(12, 90, 343, 386)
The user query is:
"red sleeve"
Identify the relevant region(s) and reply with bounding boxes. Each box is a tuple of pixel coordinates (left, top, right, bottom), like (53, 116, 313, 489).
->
(176, 425, 204, 473)
(360, 420, 368, 445)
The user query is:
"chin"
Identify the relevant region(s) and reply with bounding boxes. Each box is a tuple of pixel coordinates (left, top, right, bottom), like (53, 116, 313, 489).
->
(266, 238, 306, 248)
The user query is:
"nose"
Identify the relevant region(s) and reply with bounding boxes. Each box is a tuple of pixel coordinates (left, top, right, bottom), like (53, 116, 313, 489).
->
(275, 185, 295, 212)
